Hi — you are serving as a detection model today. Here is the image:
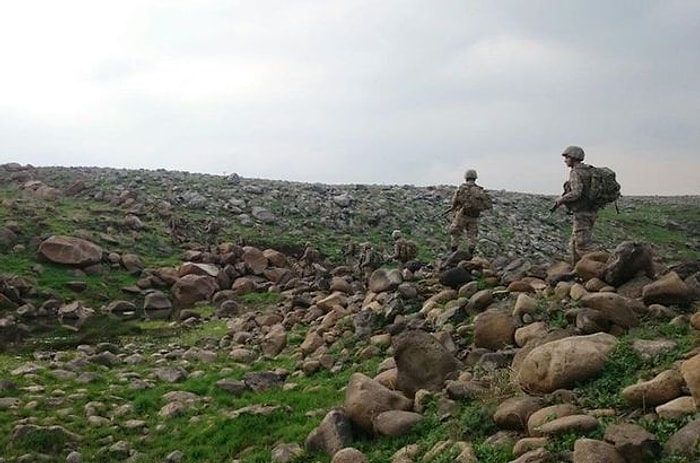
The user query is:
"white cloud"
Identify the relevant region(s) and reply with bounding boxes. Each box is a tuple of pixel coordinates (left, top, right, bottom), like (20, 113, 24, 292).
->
(0, 0, 698, 194)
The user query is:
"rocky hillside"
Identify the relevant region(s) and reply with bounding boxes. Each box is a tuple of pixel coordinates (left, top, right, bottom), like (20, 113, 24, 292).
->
(1, 163, 698, 264)
(0, 162, 699, 463)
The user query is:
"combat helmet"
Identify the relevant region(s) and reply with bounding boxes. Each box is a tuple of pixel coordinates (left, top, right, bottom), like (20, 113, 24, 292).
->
(391, 230, 402, 240)
(561, 145, 585, 161)
(464, 169, 478, 180)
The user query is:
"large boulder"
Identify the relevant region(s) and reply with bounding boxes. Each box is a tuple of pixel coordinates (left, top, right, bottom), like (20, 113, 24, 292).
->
(178, 262, 219, 278)
(643, 272, 697, 305)
(681, 354, 700, 406)
(120, 253, 144, 274)
(0, 227, 18, 247)
(603, 423, 661, 463)
(621, 370, 685, 407)
(439, 266, 471, 289)
(573, 438, 626, 463)
(373, 410, 424, 437)
(574, 251, 608, 281)
(38, 235, 103, 267)
(369, 268, 400, 293)
(473, 309, 516, 350)
(143, 291, 173, 320)
(493, 396, 543, 431)
(517, 333, 618, 393)
(260, 324, 287, 357)
(527, 403, 578, 436)
(393, 330, 461, 398)
(172, 274, 218, 308)
(242, 246, 268, 275)
(344, 373, 413, 433)
(664, 418, 700, 461)
(603, 241, 655, 287)
(579, 293, 643, 329)
(305, 408, 353, 457)
(263, 248, 288, 268)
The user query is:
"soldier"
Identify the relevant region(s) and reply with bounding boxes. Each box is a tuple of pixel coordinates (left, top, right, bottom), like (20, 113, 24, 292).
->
(300, 241, 322, 277)
(341, 235, 359, 267)
(357, 241, 383, 282)
(167, 215, 187, 244)
(551, 145, 598, 265)
(203, 217, 221, 247)
(390, 230, 418, 269)
(448, 169, 492, 254)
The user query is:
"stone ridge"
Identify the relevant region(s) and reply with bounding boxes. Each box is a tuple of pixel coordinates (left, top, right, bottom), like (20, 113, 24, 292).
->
(1, 163, 698, 264)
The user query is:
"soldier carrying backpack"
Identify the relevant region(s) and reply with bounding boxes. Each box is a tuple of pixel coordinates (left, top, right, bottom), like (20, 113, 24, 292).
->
(448, 169, 492, 255)
(551, 145, 621, 265)
(390, 230, 418, 269)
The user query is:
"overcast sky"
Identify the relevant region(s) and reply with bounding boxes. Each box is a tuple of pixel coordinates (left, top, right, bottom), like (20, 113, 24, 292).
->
(1, 1, 698, 195)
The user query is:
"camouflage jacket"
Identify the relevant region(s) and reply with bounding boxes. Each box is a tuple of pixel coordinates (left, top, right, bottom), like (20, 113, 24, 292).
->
(560, 163, 594, 212)
(451, 182, 492, 217)
(358, 248, 383, 269)
(393, 238, 418, 263)
(301, 247, 321, 265)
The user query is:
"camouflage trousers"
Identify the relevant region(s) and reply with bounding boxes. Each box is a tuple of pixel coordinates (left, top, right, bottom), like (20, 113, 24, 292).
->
(449, 214, 478, 252)
(570, 211, 598, 264)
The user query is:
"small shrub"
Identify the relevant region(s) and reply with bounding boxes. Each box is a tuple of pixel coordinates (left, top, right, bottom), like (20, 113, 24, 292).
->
(13, 426, 70, 454)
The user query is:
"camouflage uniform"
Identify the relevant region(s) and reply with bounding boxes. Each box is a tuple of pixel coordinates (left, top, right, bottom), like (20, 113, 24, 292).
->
(357, 242, 382, 281)
(342, 237, 359, 267)
(203, 217, 221, 247)
(167, 215, 187, 244)
(448, 171, 492, 254)
(300, 243, 321, 277)
(390, 230, 417, 269)
(554, 146, 598, 264)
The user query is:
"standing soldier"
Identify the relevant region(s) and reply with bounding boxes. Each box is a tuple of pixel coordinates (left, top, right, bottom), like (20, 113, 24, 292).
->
(448, 169, 492, 255)
(203, 217, 221, 248)
(390, 230, 418, 269)
(167, 215, 187, 244)
(341, 235, 359, 267)
(357, 242, 383, 282)
(300, 242, 322, 277)
(551, 145, 598, 265)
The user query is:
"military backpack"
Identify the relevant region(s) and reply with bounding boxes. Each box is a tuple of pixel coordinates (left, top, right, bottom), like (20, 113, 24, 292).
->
(458, 184, 492, 214)
(397, 240, 418, 262)
(588, 166, 621, 210)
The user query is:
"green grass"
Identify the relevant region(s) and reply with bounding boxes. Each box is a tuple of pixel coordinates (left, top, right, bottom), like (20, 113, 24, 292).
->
(11, 426, 73, 455)
(1, 172, 699, 462)
(573, 337, 646, 409)
(239, 292, 284, 307)
(597, 202, 700, 260)
(2, 301, 697, 462)
(573, 329, 695, 411)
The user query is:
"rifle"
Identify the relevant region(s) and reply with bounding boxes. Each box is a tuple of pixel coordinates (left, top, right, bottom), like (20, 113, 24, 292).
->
(549, 202, 572, 216)
(432, 207, 453, 220)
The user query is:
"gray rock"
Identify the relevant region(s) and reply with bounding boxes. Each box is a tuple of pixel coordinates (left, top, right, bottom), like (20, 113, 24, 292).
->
(393, 329, 461, 398)
(305, 408, 354, 457)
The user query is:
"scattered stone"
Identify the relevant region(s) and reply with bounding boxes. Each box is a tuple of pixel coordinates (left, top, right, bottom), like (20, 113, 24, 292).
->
(518, 333, 617, 393)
